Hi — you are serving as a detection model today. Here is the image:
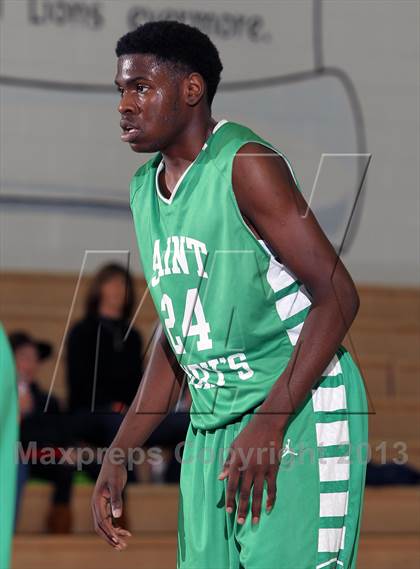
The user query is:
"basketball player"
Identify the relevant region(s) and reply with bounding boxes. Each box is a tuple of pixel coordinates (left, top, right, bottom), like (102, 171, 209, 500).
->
(0, 324, 18, 569)
(92, 21, 368, 569)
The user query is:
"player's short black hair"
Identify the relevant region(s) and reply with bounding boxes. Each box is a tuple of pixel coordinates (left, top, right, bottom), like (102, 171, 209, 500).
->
(115, 20, 223, 106)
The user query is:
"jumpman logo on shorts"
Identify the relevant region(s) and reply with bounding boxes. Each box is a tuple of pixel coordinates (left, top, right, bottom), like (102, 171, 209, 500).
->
(281, 438, 298, 457)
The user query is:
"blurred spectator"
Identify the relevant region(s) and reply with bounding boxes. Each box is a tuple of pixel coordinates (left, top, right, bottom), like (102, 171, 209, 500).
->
(10, 331, 75, 533)
(66, 263, 143, 488)
(67, 262, 143, 414)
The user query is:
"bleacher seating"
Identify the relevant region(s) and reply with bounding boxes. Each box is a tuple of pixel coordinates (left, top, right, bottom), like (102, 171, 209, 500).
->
(12, 533, 420, 569)
(13, 485, 420, 569)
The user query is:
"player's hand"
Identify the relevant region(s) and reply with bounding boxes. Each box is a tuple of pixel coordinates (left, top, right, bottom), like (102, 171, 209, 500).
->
(218, 415, 284, 525)
(91, 456, 131, 550)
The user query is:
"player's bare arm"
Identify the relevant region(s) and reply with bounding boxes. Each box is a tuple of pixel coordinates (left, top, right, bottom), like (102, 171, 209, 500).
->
(219, 142, 360, 524)
(91, 325, 185, 550)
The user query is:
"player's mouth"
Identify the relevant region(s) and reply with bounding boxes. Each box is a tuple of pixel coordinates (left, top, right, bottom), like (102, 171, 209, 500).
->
(120, 122, 141, 142)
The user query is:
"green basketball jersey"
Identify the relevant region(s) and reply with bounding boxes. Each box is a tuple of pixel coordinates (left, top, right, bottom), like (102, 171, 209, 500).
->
(0, 323, 18, 569)
(130, 120, 334, 429)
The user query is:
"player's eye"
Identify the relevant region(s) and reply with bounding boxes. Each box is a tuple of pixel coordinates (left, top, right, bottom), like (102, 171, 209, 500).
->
(117, 87, 124, 97)
(137, 84, 149, 94)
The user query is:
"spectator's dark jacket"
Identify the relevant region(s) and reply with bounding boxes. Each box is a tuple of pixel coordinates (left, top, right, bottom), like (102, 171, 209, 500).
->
(66, 316, 143, 412)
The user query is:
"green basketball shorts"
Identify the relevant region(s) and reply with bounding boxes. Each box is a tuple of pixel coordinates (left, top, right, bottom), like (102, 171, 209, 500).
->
(177, 347, 368, 569)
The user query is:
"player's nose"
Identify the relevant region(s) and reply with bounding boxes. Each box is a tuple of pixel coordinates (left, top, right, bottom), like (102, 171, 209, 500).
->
(118, 90, 138, 115)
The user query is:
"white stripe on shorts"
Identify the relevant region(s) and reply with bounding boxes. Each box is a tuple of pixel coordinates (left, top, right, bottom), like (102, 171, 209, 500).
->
(319, 492, 349, 517)
(318, 527, 345, 552)
(316, 420, 349, 446)
(319, 456, 350, 482)
(312, 386, 347, 412)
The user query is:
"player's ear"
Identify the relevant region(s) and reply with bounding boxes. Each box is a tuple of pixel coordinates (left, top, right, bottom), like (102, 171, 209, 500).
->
(184, 72, 206, 107)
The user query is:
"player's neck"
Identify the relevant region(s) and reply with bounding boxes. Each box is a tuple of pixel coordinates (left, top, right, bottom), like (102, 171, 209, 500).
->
(160, 114, 216, 176)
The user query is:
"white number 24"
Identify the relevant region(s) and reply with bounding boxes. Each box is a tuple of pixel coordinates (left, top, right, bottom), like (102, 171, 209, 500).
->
(161, 288, 212, 354)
